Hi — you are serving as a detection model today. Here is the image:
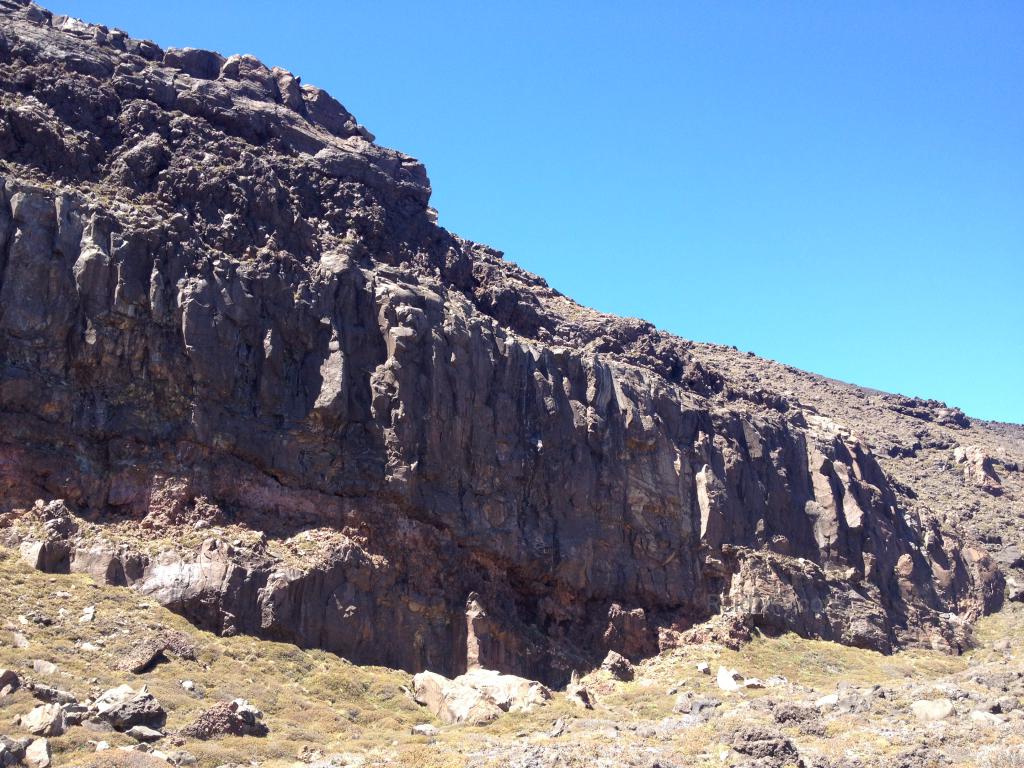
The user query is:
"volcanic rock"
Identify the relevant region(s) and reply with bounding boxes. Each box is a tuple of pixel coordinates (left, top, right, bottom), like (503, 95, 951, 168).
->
(600, 651, 634, 682)
(179, 699, 267, 739)
(0, 0, 1018, 689)
(92, 686, 166, 731)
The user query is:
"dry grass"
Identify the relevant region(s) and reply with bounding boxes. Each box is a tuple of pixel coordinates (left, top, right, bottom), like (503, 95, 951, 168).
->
(3, 545, 1024, 767)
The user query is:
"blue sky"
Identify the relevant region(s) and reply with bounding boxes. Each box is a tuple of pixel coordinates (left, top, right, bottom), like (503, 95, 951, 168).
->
(50, 2, 1024, 423)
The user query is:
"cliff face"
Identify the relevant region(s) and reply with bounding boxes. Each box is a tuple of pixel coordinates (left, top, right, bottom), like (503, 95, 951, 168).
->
(0, 0, 1018, 684)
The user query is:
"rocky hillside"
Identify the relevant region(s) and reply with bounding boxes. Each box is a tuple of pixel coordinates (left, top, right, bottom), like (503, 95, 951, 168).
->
(2, 548, 1024, 768)
(0, 0, 1021, 693)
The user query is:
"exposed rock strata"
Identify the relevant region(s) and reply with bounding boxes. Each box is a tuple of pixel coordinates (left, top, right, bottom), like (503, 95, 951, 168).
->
(0, 0, 1019, 685)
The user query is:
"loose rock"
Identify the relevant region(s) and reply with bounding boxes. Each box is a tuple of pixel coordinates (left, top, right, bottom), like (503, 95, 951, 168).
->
(911, 698, 955, 721)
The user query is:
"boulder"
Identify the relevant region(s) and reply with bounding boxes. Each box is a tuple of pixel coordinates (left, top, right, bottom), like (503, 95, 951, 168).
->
(0, 737, 28, 768)
(729, 726, 803, 767)
(454, 669, 551, 713)
(673, 692, 721, 718)
(412, 671, 501, 725)
(126, 726, 164, 742)
(600, 651, 635, 682)
(31, 660, 57, 676)
(24, 739, 50, 768)
(119, 632, 198, 674)
(815, 693, 840, 709)
(0, 670, 20, 691)
(410, 724, 438, 737)
(716, 666, 743, 692)
(911, 699, 955, 721)
(92, 685, 166, 731)
(27, 684, 77, 705)
(565, 671, 594, 710)
(21, 705, 65, 737)
(970, 710, 1005, 726)
(180, 699, 267, 739)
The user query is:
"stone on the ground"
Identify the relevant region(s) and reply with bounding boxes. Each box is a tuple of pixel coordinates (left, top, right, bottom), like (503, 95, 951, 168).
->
(566, 671, 594, 710)
(31, 660, 57, 676)
(410, 724, 438, 737)
(455, 668, 552, 713)
(27, 683, 76, 705)
(21, 704, 65, 737)
(730, 726, 802, 766)
(911, 698, 955, 721)
(600, 651, 635, 681)
(0, 671, 19, 692)
(120, 632, 199, 675)
(127, 725, 164, 742)
(93, 685, 166, 731)
(716, 666, 743, 692)
(696, 662, 710, 675)
(0, 736, 28, 768)
(673, 692, 721, 718)
(24, 739, 50, 768)
(815, 692, 840, 709)
(412, 671, 502, 725)
(970, 710, 1005, 726)
(180, 699, 268, 739)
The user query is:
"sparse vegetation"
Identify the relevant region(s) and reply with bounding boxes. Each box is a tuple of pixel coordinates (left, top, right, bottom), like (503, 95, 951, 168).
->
(3, 548, 1024, 767)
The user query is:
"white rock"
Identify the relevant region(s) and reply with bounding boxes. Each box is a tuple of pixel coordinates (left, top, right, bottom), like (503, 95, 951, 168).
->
(815, 693, 839, 709)
(25, 739, 50, 768)
(412, 671, 501, 725)
(181, 680, 195, 692)
(455, 668, 552, 713)
(911, 698, 955, 721)
(411, 723, 438, 737)
(716, 666, 742, 692)
(970, 709, 1005, 726)
(21, 704, 65, 737)
(743, 677, 766, 689)
(696, 662, 710, 675)
(31, 660, 57, 676)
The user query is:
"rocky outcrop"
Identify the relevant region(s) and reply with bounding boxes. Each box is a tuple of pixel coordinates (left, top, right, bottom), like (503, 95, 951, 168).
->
(0, 0, 1015, 688)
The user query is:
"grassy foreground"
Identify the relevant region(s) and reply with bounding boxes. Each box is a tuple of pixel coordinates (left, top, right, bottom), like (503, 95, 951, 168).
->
(1, 547, 1023, 767)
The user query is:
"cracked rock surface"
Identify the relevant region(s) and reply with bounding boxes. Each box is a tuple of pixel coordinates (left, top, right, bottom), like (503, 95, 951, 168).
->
(0, 0, 1021, 685)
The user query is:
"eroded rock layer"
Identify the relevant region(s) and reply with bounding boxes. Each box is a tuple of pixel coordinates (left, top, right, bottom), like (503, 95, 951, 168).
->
(0, 0, 1018, 684)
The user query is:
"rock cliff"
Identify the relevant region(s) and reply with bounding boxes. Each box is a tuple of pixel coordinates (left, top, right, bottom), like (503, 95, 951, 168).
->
(0, 0, 1019, 685)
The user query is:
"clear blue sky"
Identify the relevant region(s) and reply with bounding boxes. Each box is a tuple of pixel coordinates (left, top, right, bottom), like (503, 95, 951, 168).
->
(49, 1, 1024, 423)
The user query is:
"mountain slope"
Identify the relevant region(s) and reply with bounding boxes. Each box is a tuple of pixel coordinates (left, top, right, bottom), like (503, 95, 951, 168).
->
(0, 0, 1020, 687)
